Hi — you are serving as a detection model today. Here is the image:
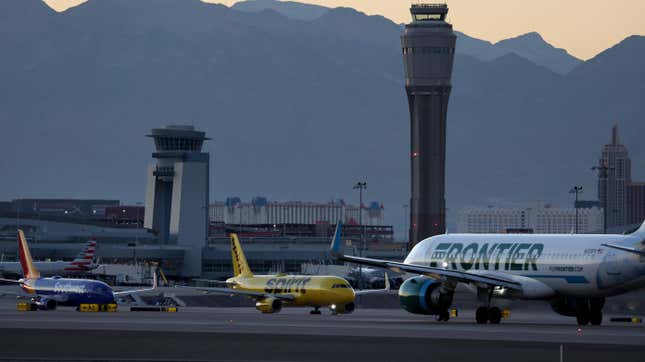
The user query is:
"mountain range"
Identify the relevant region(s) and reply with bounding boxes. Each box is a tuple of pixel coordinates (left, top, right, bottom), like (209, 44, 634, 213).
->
(1, 0, 643, 235)
(232, 0, 582, 75)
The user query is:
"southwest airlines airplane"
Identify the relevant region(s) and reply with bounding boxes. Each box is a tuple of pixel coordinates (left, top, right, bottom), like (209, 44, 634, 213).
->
(0, 238, 97, 277)
(190, 233, 388, 314)
(330, 221, 645, 325)
(0, 230, 156, 310)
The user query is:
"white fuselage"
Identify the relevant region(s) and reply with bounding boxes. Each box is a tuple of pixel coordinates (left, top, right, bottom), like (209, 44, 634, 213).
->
(0, 261, 94, 277)
(405, 232, 645, 299)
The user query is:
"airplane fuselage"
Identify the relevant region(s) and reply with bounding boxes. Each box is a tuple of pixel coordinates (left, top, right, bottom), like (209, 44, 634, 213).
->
(21, 277, 115, 306)
(0, 261, 96, 277)
(228, 275, 355, 309)
(405, 233, 645, 299)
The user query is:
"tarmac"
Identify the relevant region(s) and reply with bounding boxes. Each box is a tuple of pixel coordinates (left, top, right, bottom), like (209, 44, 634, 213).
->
(0, 302, 644, 362)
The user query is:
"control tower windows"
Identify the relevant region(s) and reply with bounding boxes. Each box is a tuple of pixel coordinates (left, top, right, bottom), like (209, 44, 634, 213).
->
(154, 137, 204, 152)
(402, 47, 455, 55)
(413, 13, 444, 22)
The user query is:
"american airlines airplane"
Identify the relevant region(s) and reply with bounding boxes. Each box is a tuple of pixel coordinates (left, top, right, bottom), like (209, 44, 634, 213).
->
(330, 221, 645, 325)
(0, 239, 97, 277)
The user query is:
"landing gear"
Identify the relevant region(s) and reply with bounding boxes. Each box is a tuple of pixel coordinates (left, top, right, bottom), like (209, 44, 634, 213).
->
(576, 297, 604, 326)
(590, 311, 603, 326)
(310, 307, 321, 315)
(476, 307, 488, 324)
(475, 287, 502, 324)
(475, 306, 502, 324)
(488, 307, 502, 324)
(436, 310, 450, 322)
(589, 297, 604, 326)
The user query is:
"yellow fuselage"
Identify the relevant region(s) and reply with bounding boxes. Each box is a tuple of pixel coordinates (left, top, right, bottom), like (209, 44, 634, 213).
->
(227, 275, 355, 309)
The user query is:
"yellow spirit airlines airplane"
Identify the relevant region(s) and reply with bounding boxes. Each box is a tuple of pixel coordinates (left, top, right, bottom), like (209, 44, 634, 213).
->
(331, 221, 645, 325)
(191, 233, 389, 314)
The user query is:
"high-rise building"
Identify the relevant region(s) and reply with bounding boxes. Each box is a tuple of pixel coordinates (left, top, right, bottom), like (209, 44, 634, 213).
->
(144, 125, 210, 277)
(209, 198, 385, 226)
(402, 4, 456, 249)
(597, 125, 631, 229)
(627, 182, 645, 225)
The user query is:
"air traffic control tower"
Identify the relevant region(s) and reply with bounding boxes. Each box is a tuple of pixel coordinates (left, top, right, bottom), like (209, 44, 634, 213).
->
(144, 125, 210, 277)
(402, 4, 456, 248)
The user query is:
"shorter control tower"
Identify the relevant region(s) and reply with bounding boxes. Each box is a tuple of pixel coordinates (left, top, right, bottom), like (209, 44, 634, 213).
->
(144, 125, 210, 277)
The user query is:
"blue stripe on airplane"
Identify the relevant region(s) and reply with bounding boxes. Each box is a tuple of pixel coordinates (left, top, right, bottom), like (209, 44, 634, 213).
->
(523, 275, 589, 284)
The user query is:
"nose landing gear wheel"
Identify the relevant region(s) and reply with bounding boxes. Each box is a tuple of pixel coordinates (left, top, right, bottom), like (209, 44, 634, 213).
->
(310, 307, 321, 315)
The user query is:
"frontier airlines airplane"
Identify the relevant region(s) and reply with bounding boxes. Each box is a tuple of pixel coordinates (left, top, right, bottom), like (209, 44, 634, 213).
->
(330, 221, 645, 325)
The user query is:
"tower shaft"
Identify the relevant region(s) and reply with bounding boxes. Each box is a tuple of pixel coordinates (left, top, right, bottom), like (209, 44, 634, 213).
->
(402, 4, 456, 248)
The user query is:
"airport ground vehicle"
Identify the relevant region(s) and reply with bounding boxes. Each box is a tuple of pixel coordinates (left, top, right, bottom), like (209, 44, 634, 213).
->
(331, 221, 645, 325)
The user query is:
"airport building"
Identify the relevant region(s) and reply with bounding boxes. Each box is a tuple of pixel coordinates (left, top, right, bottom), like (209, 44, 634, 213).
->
(402, 3, 456, 248)
(457, 204, 604, 234)
(144, 125, 210, 277)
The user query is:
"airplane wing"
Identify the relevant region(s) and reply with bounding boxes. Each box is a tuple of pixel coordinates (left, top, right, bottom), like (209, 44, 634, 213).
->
(191, 278, 229, 287)
(354, 273, 393, 296)
(601, 243, 645, 256)
(0, 278, 21, 284)
(113, 272, 158, 296)
(330, 222, 522, 290)
(184, 286, 296, 301)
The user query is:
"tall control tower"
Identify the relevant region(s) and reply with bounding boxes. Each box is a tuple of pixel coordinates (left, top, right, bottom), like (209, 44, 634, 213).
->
(402, 4, 456, 248)
(144, 125, 210, 277)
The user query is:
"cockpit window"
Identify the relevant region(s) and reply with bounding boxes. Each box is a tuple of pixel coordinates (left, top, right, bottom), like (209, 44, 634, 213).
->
(332, 284, 350, 289)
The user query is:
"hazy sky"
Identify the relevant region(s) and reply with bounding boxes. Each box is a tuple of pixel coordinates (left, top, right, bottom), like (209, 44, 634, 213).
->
(45, 0, 645, 60)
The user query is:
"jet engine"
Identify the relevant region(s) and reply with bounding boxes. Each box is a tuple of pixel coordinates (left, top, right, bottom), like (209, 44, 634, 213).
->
(398, 276, 452, 315)
(330, 302, 355, 314)
(255, 298, 283, 313)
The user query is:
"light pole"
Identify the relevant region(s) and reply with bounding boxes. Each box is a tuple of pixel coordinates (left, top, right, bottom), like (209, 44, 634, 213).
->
(592, 162, 613, 233)
(569, 186, 583, 233)
(403, 204, 409, 247)
(353, 181, 367, 289)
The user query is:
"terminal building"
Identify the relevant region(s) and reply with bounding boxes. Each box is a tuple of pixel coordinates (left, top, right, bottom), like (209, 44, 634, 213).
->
(0, 127, 402, 280)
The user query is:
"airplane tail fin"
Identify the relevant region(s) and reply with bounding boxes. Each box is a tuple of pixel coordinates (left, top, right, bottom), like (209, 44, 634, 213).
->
(68, 239, 98, 271)
(230, 233, 253, 277)
(17, 229, 40, 279)
(634, 220, 645, 236)
(329, 221, 343, 257)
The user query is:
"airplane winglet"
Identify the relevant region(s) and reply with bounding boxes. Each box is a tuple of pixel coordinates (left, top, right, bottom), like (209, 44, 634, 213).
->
(384, 272, 390, 291)
(152, 268, 158, 289)
(330, 221, 342, 256)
